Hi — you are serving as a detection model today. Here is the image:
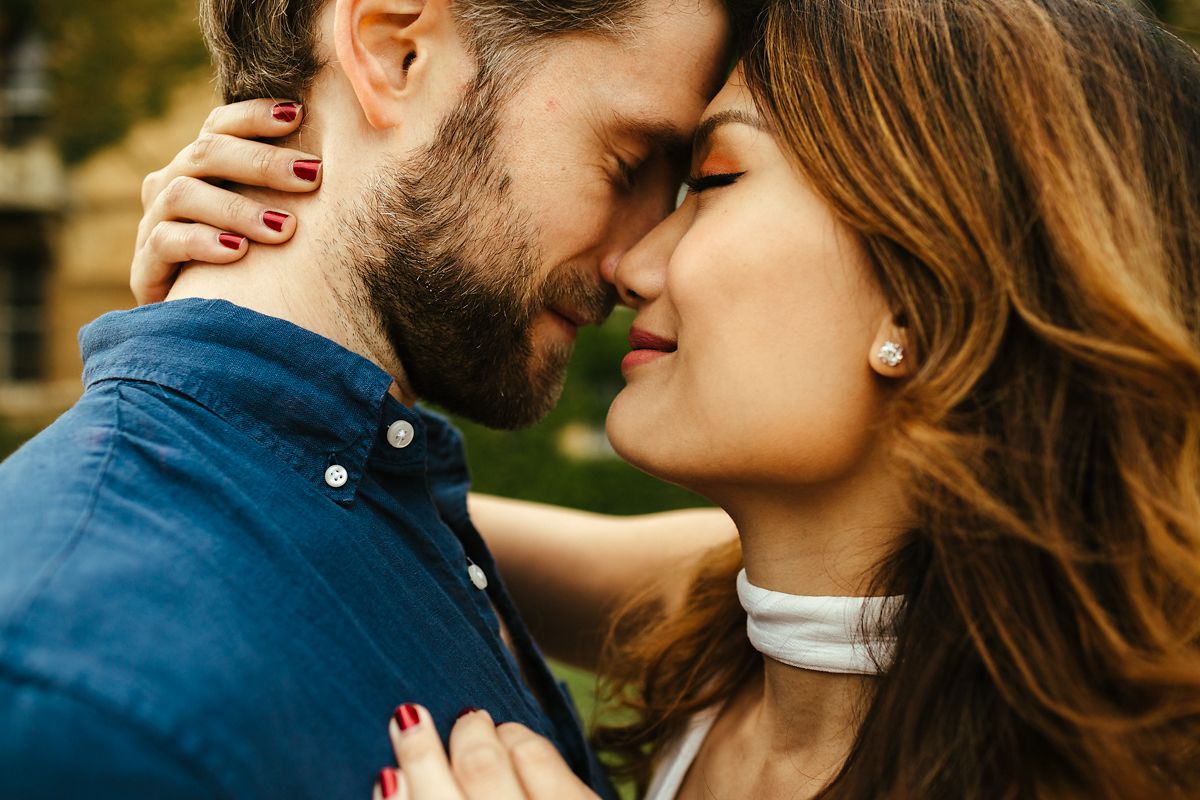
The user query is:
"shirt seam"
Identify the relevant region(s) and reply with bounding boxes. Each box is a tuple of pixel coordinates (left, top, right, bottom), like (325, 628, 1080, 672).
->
(0, 387, 121, 648)
(0, 662, 232, 798)
(92, 373, 378, 501)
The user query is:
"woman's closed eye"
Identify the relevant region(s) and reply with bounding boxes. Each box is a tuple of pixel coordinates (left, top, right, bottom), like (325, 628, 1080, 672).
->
(683, 171, 746, 195)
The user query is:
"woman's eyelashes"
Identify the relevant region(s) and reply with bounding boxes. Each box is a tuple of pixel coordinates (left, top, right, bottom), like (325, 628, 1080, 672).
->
(683, 171, 746, 195)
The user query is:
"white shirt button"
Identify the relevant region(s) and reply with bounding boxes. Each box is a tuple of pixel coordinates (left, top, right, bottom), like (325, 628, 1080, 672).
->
(386, 420, 415, 449)
(324, 464, 349, 488)
(468, 564, 489, 590)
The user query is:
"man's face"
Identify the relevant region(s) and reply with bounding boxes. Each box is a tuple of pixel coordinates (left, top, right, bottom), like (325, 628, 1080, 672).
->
(351, 0, 730, 429)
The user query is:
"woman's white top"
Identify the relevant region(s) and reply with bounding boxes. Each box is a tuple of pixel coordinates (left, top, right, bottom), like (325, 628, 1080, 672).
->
(643, 570, 904, 798)
(643, 707, 721, 800)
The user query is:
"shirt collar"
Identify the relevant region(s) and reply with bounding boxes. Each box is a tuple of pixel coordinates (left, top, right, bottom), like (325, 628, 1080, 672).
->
(80, 298, 443, 503)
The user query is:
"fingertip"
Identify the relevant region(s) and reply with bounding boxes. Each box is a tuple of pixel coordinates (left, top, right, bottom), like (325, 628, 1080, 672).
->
(262, 210, 295, 238)
(291, 158, 323, 184)
(452, 706, 493, 731)
(218, 232, 248, 253)
(494, 721, 537, 746)
(271, 101, 304, 126)
(377, 766, 400, 799)
(388, 703, 428, 755)
(392, 703, 425, 734)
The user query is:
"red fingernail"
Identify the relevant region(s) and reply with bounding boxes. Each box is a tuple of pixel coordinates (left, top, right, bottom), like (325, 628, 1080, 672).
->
(393, 704, 420, 732)
(293, 159, 321, 181)
(263, 210, 289, 232)
(219, 233, 245, 250)
(456, 706, 481, 719)
(378, 767, 399, 797)
(272, 102, 300, 123)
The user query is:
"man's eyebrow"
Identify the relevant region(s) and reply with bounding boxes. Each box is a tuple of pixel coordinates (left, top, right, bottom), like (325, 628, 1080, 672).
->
(614, 114, 693, 164)
(693, 110, 772, 155)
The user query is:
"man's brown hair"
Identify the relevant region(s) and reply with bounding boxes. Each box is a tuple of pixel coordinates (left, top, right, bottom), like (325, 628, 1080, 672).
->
(199, 0, 646, 103)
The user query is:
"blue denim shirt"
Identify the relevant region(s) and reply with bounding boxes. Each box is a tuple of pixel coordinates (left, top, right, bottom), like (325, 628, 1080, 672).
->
(0, 299, 614, 800)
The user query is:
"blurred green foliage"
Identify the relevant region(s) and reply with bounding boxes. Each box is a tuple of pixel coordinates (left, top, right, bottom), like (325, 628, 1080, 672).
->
(4, 0, 209, 163)
(0, 422, 35, 461)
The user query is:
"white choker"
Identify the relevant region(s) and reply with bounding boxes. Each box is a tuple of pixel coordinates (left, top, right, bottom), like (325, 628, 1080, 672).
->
(736, 569, 904, 675)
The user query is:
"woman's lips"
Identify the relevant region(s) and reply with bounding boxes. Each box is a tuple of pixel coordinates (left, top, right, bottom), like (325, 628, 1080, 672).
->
(623, 327, 677, 373)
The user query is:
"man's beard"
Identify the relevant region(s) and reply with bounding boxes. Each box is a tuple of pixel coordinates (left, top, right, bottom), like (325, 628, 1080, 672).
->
(345, 77, 614, 430)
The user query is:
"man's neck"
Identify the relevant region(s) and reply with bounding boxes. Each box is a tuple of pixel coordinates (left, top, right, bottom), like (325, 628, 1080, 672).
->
(165, 194, 418, 406)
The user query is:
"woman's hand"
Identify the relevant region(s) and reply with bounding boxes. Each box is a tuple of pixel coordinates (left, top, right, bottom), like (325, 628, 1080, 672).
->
(132, 99, 324, 305)
(373, 705, 599, 800)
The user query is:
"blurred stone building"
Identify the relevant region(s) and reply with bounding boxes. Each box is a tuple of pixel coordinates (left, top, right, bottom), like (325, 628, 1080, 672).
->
(0, 9, 214, 424)
(0, 21, 63, 420)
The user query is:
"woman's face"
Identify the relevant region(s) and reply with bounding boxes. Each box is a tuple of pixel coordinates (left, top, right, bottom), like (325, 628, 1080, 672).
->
(606, 69, 898, 498)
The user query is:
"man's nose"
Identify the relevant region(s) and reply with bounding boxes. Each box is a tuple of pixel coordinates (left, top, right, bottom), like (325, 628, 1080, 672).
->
(600, 251, 624, 286)
(599, 193, 675, 290)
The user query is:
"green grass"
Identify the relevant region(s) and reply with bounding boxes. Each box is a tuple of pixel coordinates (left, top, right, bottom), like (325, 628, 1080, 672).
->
(551, 661, 639, 800)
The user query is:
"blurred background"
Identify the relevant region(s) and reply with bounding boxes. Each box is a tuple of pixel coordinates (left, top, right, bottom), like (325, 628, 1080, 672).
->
(0, 0, 1196, 759)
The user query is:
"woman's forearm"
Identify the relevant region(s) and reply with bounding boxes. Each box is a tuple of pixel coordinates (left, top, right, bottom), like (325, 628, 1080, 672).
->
(467, 494, 737, 671)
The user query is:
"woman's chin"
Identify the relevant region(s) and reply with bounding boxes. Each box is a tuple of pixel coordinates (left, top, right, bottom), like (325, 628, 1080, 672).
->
(606, 401, 696, 492)
(607, 400, 666, 474)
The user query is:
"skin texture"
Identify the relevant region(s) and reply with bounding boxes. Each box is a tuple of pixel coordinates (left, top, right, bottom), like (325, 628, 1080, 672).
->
(158, 0, 729, 412)
(608, 70, 911, 598)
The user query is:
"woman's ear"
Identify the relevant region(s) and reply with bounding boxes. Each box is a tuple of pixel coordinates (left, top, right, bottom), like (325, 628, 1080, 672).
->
(868, 313, 914, 379)
(333, 0, 459, 129)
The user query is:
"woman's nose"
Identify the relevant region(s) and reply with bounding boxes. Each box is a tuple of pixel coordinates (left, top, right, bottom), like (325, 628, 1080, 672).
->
(612, 209, 686, 308)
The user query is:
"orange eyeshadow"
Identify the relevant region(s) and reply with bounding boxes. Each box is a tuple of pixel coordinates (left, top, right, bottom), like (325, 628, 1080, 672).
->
(696, 155, 741, 177)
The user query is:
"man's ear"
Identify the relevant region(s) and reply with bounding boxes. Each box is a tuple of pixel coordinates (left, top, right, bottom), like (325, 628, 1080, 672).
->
(333, 0, 459, 129)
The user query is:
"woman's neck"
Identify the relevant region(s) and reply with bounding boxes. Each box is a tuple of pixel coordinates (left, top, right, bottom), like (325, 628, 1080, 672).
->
(696, 667, 871, 799)
(709, 454, 909, 791)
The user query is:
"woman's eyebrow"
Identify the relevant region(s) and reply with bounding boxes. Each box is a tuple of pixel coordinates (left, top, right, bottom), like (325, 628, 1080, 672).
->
(693, 110, 772, 155)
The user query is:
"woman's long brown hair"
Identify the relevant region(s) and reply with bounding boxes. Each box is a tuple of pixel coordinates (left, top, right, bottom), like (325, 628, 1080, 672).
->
(594, 1, 1200, 797)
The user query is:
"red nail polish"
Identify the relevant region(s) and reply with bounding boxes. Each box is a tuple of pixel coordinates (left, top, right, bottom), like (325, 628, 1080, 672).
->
(456, 706, 481, 719)
(219, 233, 245, 250)
(393, 704, 420, 732)
(293, 160, 321, 181)
(272, 102, 300, 123)
(378, 767, 399, 797)
(263, 211, 289, 232)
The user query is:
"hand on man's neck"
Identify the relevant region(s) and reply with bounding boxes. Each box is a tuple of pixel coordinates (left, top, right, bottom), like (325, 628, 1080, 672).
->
(165, 177, 419, 407)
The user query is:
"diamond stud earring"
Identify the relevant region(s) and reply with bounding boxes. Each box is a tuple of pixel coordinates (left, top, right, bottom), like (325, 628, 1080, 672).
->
(877, 341, 905, 368)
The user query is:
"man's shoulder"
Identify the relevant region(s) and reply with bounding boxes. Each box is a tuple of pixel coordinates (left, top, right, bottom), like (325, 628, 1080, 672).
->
(0, 381, 298, 797)
(0, 383, 258, 796)
(0, 379, 230, 536)
(0, 378, 275, 643)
